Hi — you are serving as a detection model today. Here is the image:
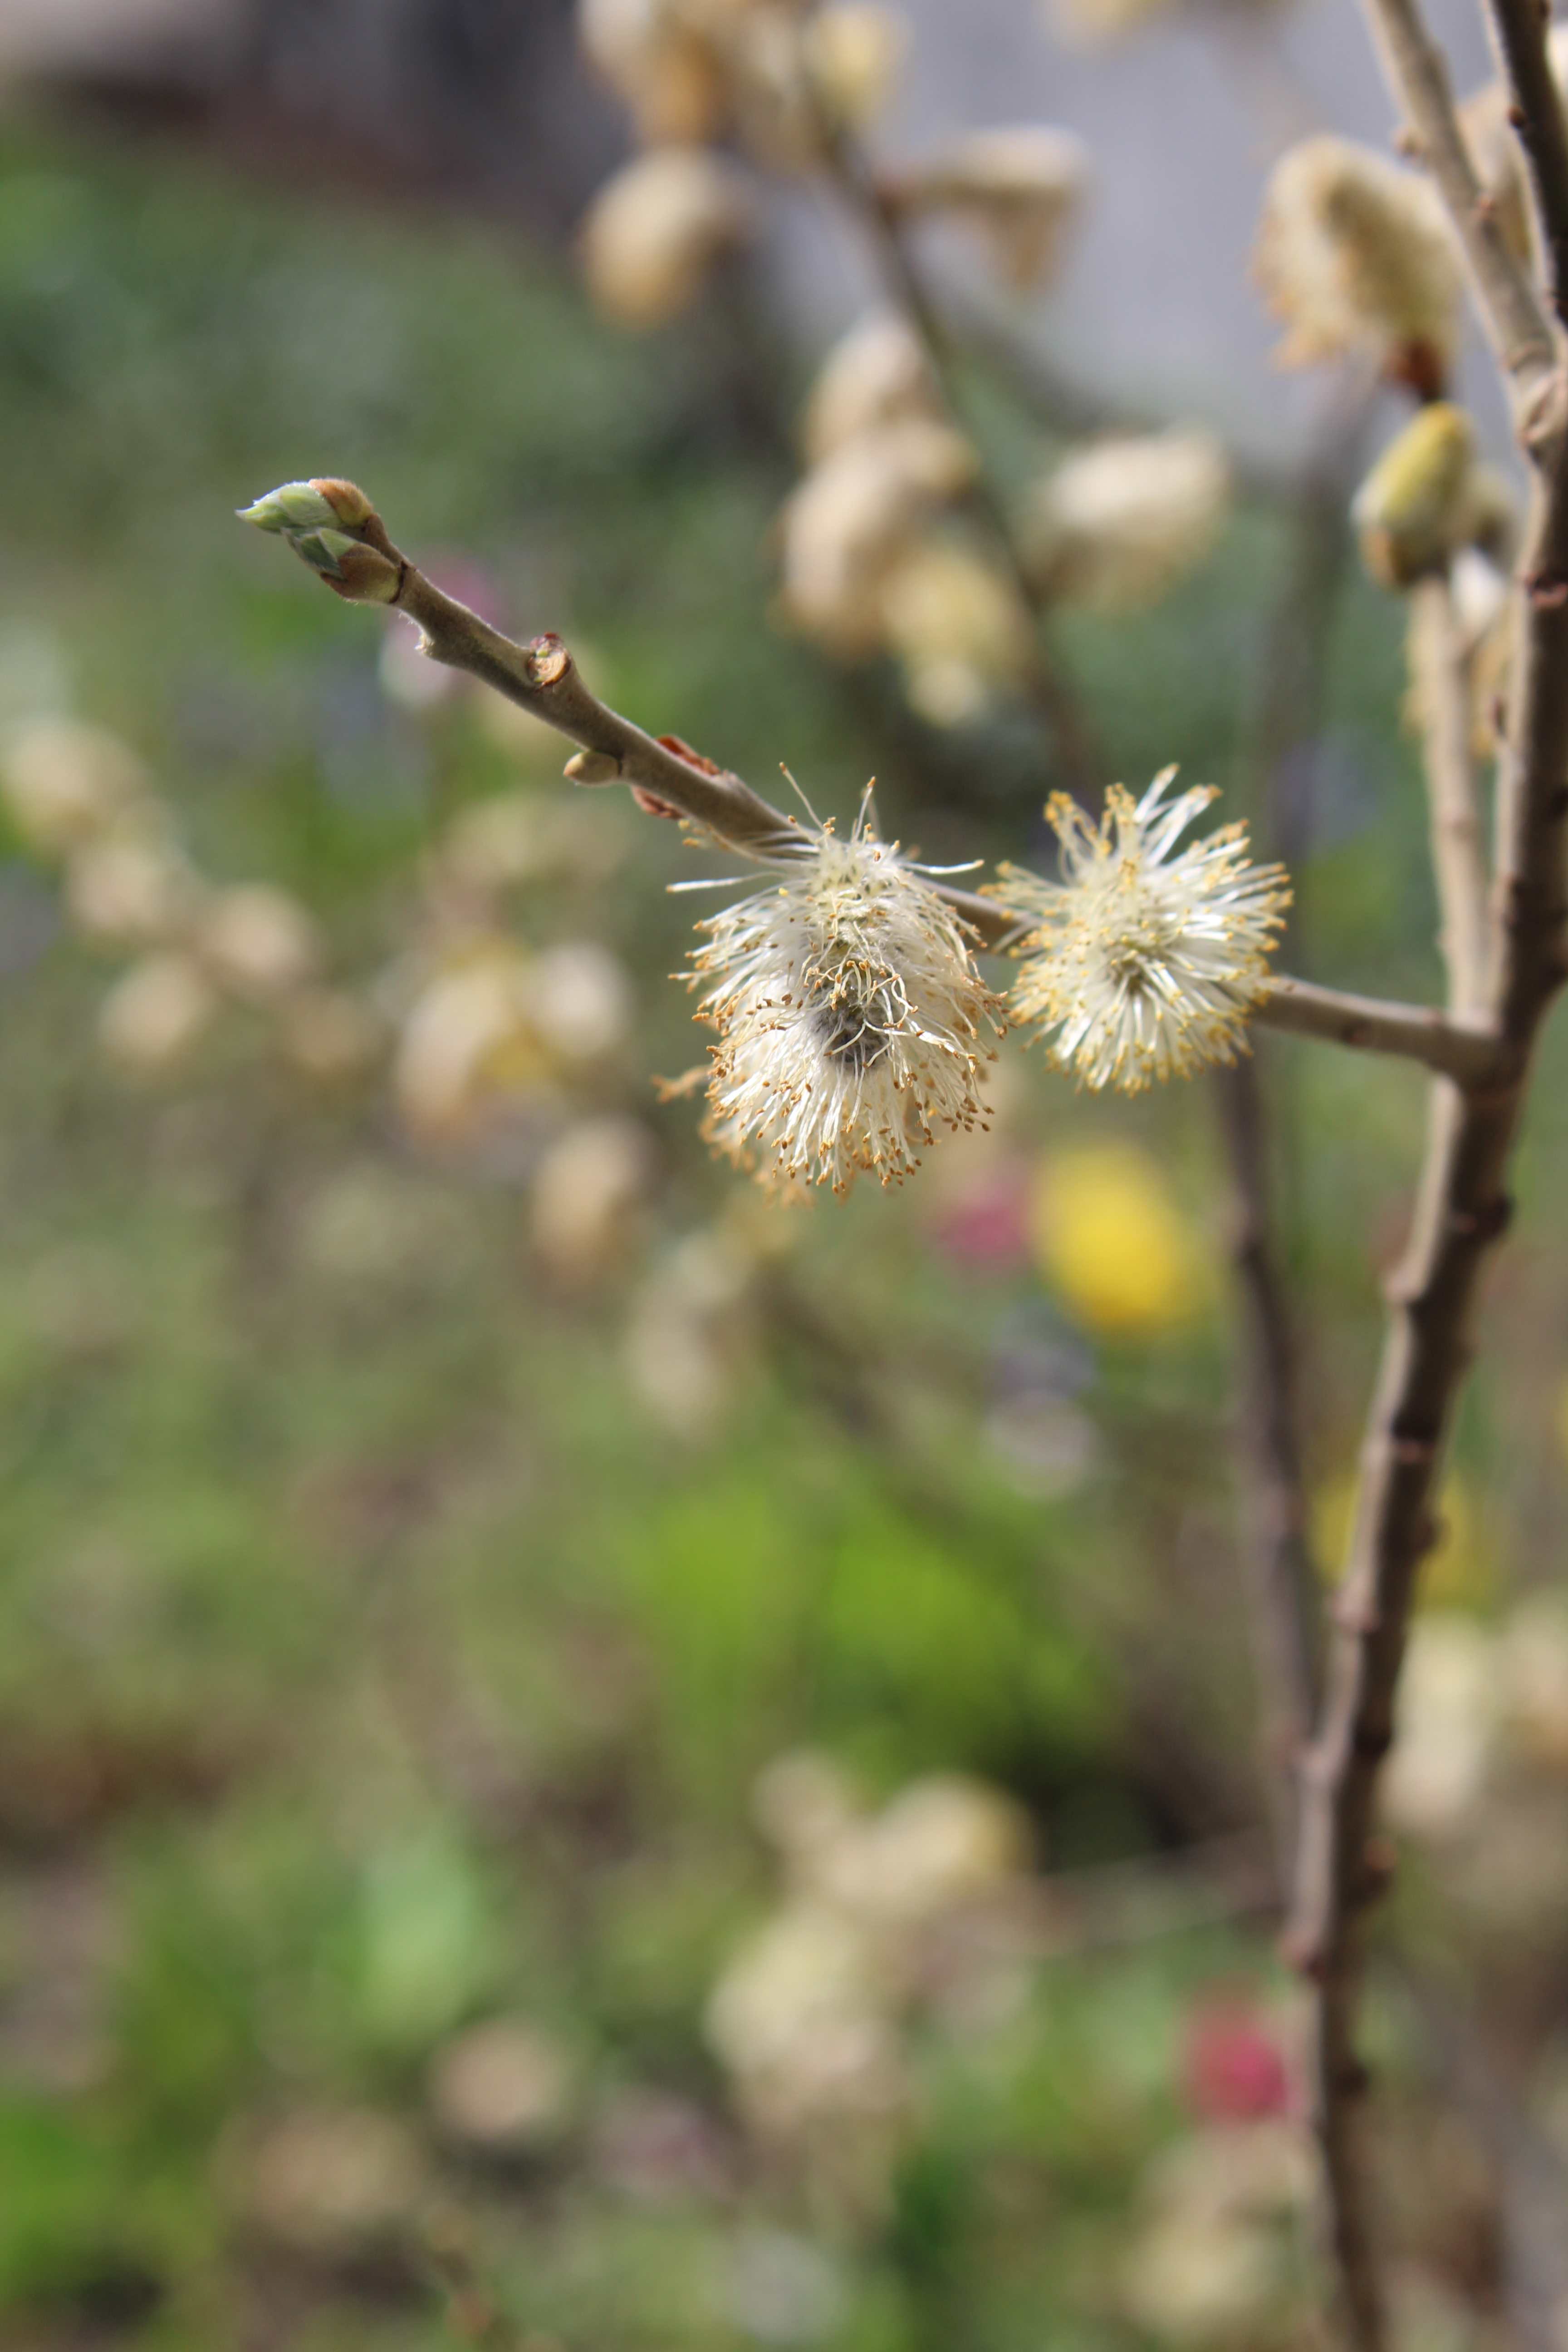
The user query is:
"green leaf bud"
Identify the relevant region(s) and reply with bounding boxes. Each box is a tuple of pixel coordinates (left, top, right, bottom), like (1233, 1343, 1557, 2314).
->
(238, 481, 343, 535)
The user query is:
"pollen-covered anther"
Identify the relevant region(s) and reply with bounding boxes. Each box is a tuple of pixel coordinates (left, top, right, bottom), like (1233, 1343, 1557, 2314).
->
(685, 802, 999, 1193)
(992, 768, 1290, 1094)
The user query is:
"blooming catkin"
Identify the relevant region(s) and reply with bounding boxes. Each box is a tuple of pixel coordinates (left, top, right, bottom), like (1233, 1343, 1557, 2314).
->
(686, 806, 997, 1192)
(994, 769, 1289, 1093)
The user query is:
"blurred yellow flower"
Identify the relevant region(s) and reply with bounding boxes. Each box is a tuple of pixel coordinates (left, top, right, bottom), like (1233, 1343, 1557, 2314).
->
(1310, 1468, 1492, 1606)
(1029, 1142, 1207, 1335)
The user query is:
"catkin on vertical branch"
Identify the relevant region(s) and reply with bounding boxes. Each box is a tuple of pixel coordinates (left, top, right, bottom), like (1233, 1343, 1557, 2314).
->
(1359, 0, 1555, 408)
(1479, 0, 1568, 330)
(1284, 0, 1568, 2341)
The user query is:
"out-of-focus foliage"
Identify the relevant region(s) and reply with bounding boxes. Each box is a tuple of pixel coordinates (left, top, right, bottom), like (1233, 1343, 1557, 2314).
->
(1, 110, 1567, 2352)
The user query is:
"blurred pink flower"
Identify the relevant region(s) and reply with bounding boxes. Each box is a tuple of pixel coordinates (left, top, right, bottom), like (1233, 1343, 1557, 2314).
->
(1182, 1998, 1291, 2124)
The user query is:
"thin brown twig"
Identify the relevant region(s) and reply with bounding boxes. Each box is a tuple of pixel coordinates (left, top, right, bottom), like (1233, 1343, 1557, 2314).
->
(260, 497, 1509, 1091)
(1245, 974, 1497, 1082)
(1285, 0, 1568, 2339)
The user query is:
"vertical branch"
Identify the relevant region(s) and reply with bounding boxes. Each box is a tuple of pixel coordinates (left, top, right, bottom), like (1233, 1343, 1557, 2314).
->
(1480, 0, 1568, 331)
(1287, 0, 1568, 2342)
(1359, 0, 1555, 403)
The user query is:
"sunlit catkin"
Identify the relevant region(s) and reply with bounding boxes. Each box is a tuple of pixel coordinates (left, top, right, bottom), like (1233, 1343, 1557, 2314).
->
(65, 827, 198, 948)
(197, 884, 322, 1002)
(801, 4, 907, 132)
(98, 951, 218, 1076)
(994, 769, 1289, 1093)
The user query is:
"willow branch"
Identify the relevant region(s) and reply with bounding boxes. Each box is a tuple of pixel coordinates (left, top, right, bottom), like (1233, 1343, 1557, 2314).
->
(1246, 976, 1497, 1082)
(1284, 0, 1568, 2337)
(1408, 572, 1491, 1013)
(1480, 0, 1568, 332)
(1360, 0, 1556, 412)
(245, 488, 1511, 1096)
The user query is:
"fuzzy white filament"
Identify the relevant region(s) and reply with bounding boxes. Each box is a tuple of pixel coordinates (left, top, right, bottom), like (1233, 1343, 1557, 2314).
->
(687, 803, 997, 1192)
(995, 769, 1289, 1094)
